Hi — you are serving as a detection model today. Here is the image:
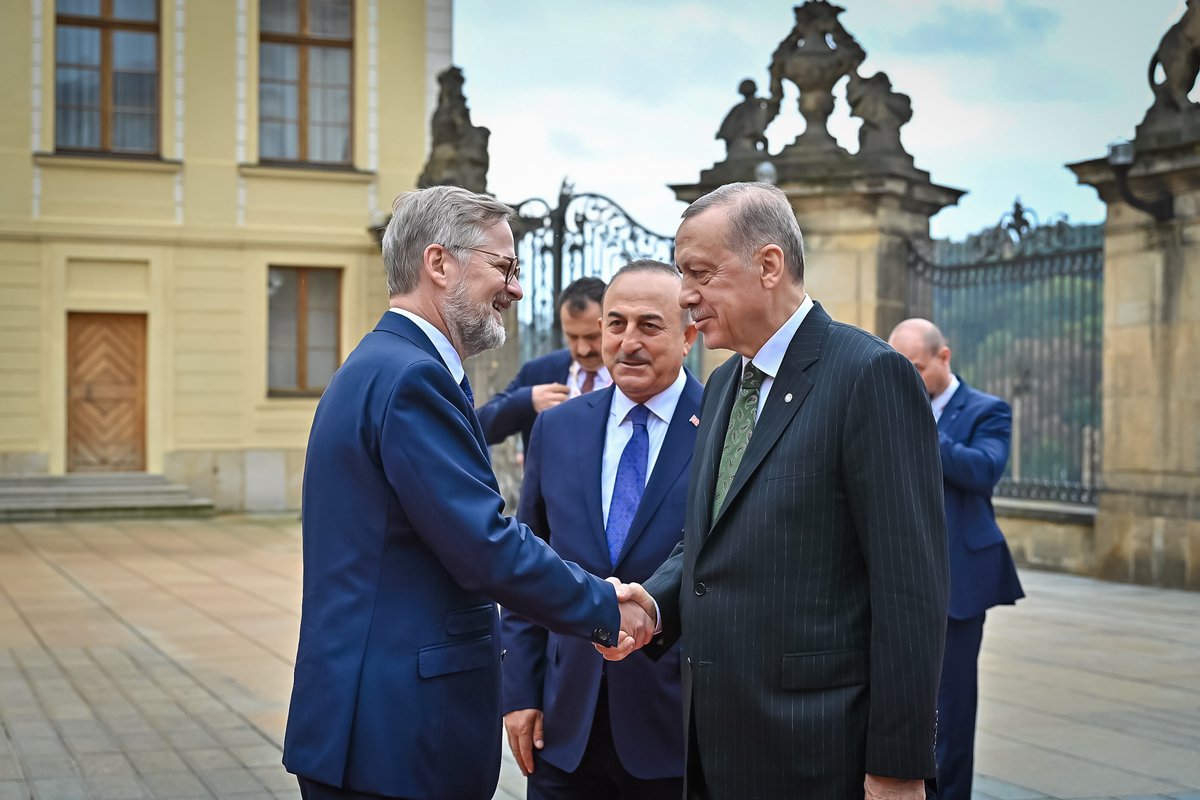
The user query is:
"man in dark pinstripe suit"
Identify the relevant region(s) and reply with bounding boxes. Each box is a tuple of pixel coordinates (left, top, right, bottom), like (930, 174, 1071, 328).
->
(604, 182, 949, 800)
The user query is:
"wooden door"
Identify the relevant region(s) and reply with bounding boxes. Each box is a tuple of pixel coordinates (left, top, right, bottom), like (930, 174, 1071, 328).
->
(67, 313, 147, 472)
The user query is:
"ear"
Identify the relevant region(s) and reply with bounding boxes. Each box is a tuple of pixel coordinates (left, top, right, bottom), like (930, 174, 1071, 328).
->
(424, 243, 453, 289)
(681, 322, 698, 354)
(938, 346, 952, 367)
(757, 244, 787, 290)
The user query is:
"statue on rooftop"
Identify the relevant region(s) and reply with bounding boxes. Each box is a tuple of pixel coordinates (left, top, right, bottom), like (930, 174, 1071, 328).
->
(716, 79, 771, 159)
(847, 70, 912, 158)
(418, 66, 490, 194)
(1143, 0, 1200, 124)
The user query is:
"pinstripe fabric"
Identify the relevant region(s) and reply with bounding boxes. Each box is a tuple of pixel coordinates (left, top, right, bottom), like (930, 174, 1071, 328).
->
(643, 302, 949, 800)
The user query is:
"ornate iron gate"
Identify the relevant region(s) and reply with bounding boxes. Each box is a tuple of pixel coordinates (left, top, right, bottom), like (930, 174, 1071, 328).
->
(509, 181, 676, 363)
(906, 202, 1104, 504)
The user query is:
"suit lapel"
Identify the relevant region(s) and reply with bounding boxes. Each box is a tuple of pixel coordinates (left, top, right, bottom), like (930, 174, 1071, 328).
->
(711, 304, 830, 530)
(937, 375, 968, 434)
(696, 356, 741, 538)
(375, 311, 489, 453)
(613, 376, 702, 569)
(579, 387, 614, 561)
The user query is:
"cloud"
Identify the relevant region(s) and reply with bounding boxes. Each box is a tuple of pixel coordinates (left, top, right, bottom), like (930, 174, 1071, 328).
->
(887, 0, 1062, 55)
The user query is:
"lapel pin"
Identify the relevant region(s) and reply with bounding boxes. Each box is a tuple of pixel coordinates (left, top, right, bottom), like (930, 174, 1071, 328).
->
(784, 393, 793, 403)
(689, 414, 700, 427)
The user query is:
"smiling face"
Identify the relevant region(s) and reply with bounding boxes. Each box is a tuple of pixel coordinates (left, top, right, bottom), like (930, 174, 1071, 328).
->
(444, 219, 522, 359)
(675, 205, 762, 356)
(601, 270, 696, 405)
(560, 300, 604, 371)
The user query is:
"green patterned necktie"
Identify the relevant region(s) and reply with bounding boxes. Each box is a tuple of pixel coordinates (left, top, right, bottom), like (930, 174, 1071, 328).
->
(713, 362, 765, 517)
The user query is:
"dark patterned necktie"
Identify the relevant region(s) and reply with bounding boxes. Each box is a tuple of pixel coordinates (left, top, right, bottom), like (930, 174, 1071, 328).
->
(712, 363, 764, 517)
(606, 404, 650, 566)
(580, 370, 597, 394)
(459, 375, 474, 406)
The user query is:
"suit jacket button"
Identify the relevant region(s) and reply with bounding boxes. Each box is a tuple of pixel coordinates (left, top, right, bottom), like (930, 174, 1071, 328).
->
(694, 582, 707, 596)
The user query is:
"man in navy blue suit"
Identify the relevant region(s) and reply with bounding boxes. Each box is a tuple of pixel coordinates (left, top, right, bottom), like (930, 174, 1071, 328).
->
(502, 261, 699, 799)
(283, 186, 655, 800)
(889, 318, 1025, 800)
(476, 276, 609, 449)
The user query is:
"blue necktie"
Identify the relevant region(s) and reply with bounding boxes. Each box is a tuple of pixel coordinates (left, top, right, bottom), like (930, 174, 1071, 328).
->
(459, 374, 474, 406)
(606, 404, 649, 567)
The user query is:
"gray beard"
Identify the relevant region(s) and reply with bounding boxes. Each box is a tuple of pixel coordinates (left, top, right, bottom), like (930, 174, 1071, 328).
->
(445, 279, 506, 359)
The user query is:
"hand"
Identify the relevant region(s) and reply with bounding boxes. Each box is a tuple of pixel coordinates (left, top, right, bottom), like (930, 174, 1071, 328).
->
(503, 708, 544, 777)
(531, 383, 570, 412)
(595, 579, 658, 661)
(864, 774, 924, 800)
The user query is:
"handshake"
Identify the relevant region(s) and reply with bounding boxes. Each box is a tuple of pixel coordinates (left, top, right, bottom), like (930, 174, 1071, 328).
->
(597, 578, 658, 661)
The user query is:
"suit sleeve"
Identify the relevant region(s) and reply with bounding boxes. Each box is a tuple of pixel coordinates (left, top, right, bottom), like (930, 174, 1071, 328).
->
(500, 413, 551, 713)
(475, 363, 538, 446)
(843, 349, 949, 779)
(382, 359, 620, 643)
(940, 398, 1010, 496)
(639, 540, 685, 658)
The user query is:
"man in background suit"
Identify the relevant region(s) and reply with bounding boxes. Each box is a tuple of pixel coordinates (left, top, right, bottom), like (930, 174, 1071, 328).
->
(477, 277, 609, 449)
(283, 186, 653, 800)
(888, 318, 1025, 800)
(502, 261, 699, 799)
(610, 182, 949, 800)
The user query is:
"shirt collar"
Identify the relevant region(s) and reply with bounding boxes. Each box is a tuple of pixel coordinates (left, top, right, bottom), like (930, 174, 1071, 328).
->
(931, 373, 961, 419)
(569, 361, 611, 384)
(609, 368, 687, 426)
(742, 293, 813, 378)
(388, 307, 465, 383)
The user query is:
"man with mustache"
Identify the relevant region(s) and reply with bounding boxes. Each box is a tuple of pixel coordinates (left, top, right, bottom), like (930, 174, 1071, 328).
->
(477, 277, 609, 451)
(502, 261, 700, 799)
(605, 182, 948, 800)
(283, 186, 655, 800)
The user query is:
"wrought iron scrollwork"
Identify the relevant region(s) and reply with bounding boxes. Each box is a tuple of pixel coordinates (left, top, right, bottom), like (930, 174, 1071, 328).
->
(510, 180, 676, 362)
(904, 202, 1104, 506)
(908, 199, 1103, 269)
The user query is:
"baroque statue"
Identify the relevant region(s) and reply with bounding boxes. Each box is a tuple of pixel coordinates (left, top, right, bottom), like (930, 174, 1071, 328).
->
(765, 1, 865, 152)
(846, 71, 912, 158)
(418, 66, 490, 194)
(716, 79, 771, 159)
(1143, 0, 1200, 124)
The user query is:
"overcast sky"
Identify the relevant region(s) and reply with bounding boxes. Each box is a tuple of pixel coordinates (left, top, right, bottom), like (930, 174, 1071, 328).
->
(453, 0, 1184, 240)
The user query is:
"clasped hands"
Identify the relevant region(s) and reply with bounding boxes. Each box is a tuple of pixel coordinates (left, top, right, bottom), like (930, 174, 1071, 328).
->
(597, 577, 657, 660)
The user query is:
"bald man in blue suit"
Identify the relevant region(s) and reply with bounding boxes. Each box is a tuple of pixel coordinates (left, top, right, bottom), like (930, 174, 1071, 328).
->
(890, 318, 1025, 800)
(502, 261, 699, 799)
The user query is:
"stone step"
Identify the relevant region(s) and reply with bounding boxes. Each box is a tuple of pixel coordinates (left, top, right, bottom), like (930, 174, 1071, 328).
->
(0, 474, 215, 521)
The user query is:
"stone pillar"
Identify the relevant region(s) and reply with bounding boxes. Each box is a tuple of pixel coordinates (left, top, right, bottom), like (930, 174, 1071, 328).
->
(1068, 144, 1200, 589)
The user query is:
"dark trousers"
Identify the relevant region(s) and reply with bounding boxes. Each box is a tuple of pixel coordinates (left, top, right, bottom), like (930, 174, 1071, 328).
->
(930, 613, 986, 800)
(296, 776, 411, 800)
(527, 682, 683, 800)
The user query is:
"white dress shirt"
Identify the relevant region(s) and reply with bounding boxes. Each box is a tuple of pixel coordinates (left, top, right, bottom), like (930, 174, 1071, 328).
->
(388, 308, 464, 383)
(567, 362, 612, 398)
(600, 369, 687, 527)
(742, 294, 814, 420)
(931, 374, 960, 422)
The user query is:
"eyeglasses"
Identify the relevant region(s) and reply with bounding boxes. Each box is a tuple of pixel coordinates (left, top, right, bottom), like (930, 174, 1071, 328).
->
(445, 244, 521, 286)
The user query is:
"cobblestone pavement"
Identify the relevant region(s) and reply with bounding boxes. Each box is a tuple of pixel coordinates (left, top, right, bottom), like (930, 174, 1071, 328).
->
(0, 517, 1196, 800)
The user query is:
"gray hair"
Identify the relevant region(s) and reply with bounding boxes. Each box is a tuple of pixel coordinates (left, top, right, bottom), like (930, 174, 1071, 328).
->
(681, 182, 805, 283)
(382, 186, 514, 296)
(605, 259, 692, 328)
